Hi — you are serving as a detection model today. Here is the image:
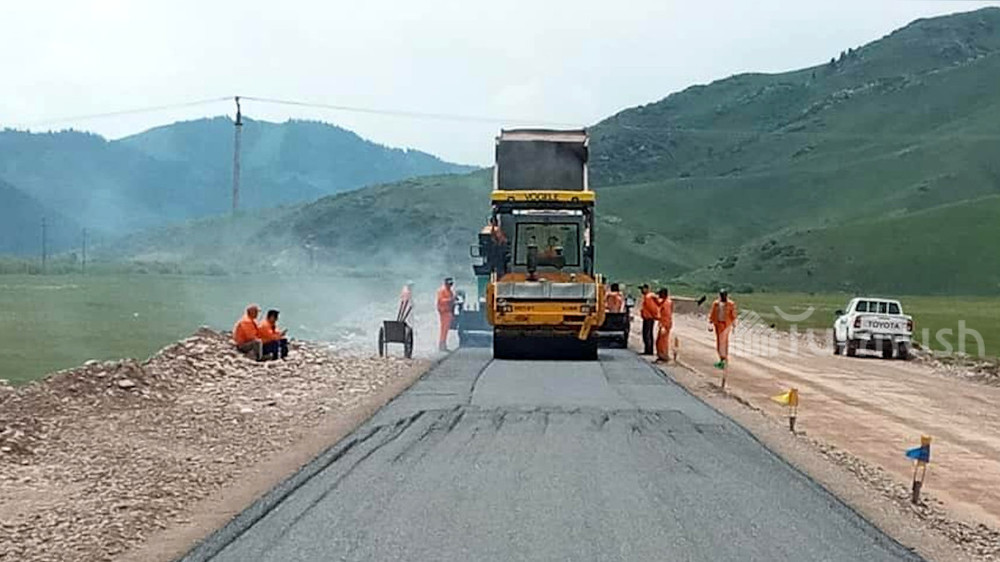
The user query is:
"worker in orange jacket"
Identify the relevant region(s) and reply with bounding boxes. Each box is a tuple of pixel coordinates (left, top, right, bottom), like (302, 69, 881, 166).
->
(258, 309, 289, 360)
(436, 277, 455, 352)
(708, 290, 738, 368)
(233, 304, 263, 361)
(605, 282, 625, 313)
(639, 284, 659, 355)
(655, 288, 674, 363)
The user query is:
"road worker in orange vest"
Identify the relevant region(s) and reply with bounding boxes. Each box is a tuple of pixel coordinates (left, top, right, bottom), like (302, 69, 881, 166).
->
(655, 288, 674, 363)
(436, 277, 455, 352)
(233, 304, 263, 361)
(605, 282, 625, 313)
(639, 284, 659, 356)
(708, 290, 738, 369)
(258, 309, 289, 360)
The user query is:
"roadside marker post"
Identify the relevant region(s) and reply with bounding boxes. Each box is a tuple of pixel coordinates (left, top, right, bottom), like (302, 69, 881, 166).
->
(771, 388, 800, 432)
(905, 435, 932, 504)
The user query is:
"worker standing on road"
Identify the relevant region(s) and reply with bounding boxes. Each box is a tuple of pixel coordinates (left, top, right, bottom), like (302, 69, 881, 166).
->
(258, 309, 289, 360)
(436, 277, 456, 352)
(639, 284, 658, 355)
(233, 304, 263, 361)
(708, 290, 738, 368)
(398, 280, 414, 323)
(606, 282, 625, 313)
(655, 288, 674, 363)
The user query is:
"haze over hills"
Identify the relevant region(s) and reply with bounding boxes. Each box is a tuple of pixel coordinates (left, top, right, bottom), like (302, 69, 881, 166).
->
(93, 8, 1000, 294)
(0, 118, 474, 246)
(0, 178, 80, 257)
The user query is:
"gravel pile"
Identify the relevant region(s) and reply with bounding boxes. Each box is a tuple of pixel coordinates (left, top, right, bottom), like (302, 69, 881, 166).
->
(811, 440, 1000, 560)
(0, 329, 425, 562)
(925, 356, 1000, 387)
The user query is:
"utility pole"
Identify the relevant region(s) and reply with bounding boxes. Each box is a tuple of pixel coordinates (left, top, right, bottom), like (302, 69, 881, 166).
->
(41, 217, 48, 274)
(232, 96, 243, 216)
(81, 228, 87, 274)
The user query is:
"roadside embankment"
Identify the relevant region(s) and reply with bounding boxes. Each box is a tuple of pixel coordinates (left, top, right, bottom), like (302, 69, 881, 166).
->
(0, 329, 429, 562)
(651, 313, 1000, 561)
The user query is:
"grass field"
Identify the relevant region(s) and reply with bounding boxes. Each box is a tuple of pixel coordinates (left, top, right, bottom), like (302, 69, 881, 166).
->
(735, 292, 1000, 357)
(3, 274, 997, 385)
(0, 273, 418, 384)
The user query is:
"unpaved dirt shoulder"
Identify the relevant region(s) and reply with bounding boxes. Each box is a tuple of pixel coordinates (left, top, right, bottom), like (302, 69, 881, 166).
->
(0, 329, 432, 562)
(640, 325, 998, 561)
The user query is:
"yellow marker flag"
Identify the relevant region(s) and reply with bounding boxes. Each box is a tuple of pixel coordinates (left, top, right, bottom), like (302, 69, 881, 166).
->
(771, 388, 799, 407)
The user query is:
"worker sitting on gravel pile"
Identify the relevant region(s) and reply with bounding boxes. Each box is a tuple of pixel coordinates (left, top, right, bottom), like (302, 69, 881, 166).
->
(606, 283, 624, 313)
(655, 288, 674, 363)
(708, 290, 738, 369)
(639, 284, 659, 356)
(436, 277, 455, 352)
(233, 304, 263, 361)
(258, 309, 289, 360)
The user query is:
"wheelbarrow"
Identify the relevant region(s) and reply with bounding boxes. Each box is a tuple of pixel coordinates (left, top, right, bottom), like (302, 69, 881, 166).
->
(378, 320, 414, 359)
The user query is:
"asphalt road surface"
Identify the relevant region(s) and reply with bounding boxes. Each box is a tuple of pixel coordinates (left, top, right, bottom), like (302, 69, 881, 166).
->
(188, 349, 919, 561)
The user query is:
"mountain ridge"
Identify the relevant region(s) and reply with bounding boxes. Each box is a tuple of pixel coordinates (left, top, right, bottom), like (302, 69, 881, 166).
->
(90, 8, 1000, 294)
(0, 117, 474, 242)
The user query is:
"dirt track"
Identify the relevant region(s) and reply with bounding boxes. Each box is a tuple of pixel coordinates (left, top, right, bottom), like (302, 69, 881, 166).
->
(669, 313, 1000, 529)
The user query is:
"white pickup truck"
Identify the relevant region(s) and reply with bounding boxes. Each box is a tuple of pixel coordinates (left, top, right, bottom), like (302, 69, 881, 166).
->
(833, 297, 913, 359)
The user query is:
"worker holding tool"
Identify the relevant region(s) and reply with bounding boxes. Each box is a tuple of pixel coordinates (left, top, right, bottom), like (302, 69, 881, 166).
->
(232, 304, 263, 361)
(258, 309, 289, 360)
(708, 289, 738, 368)
(639, 284, 659, 355)
(398, 280, 414, 323)
(436, 277, 456, 352)
(655, 288, 674, 363)
(605, 282, 625, 313)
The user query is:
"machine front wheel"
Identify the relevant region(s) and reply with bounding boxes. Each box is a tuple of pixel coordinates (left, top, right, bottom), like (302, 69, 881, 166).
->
(378, 327, 386, 357)
(493, 331, 514, 360)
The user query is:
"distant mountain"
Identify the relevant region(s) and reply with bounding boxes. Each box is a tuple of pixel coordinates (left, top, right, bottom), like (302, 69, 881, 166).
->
(108, 8, 1000, 295)
(0, 178, 80, 256)
(0, 118, 474, 237)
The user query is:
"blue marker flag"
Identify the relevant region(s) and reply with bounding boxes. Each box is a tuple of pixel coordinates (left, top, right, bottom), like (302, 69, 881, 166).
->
(905, 445, 930, 463)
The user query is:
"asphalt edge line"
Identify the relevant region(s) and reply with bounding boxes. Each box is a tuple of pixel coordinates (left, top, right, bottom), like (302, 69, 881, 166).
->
(639, 355, 924, 561)
(175, 352, 453, 562)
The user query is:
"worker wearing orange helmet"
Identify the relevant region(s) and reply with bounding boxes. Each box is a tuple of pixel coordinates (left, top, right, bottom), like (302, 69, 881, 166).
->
(708, 289, 738, 368)
(436, 277, 456, 352)
(655, 288, 674, 363)
(639, 284, 659, 355)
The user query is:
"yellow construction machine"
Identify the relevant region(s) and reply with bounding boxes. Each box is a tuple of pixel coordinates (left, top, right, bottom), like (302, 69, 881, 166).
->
(478, 128, 606, 360)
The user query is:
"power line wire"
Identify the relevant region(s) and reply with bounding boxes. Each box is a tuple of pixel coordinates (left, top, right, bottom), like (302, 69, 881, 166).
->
(6, 97, 232, 128)
(240, 96, 583, 127)
(7, 94, 999, 142)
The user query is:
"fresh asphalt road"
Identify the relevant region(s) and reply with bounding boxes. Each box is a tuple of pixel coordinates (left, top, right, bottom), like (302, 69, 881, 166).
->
(190, 349, 919, 561)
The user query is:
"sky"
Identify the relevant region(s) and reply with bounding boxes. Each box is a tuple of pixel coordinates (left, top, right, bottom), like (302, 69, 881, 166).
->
(1, 0, 998, 165)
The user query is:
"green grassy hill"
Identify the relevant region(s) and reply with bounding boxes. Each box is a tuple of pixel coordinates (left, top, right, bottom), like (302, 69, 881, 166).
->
(0, 118, 473, 238)
(103, 8, 1000, 295)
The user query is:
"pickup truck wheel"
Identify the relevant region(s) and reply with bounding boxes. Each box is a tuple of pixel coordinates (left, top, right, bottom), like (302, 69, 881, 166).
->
(833, 334, 843, 355)
(896, 343, 910, 360)
(846, 340, 858, 357)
